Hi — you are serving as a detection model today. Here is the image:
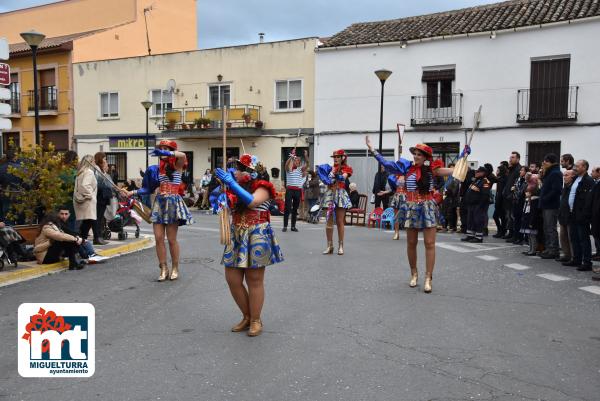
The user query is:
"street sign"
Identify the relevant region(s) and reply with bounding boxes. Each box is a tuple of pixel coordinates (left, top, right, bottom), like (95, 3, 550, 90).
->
(0, 38, 8, 60)
(1, 38, 11, 134)
(0, 63, 10, 85)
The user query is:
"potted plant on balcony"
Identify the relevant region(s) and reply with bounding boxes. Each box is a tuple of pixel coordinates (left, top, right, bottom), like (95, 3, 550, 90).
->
(182, 123, 189, 130)
(6, 144, 75, 244)
(255, 120, 264, 129)
(195, 117, 212, 129)
(241, 112, 252, 126)
(166, 117, 177, 130)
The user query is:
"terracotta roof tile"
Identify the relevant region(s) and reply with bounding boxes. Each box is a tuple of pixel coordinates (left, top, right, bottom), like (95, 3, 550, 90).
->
(321, 0, 600, 48)
(9, 29, 106, 54)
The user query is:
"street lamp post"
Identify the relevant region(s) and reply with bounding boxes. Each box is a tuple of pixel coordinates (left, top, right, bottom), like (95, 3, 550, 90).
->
(20, 30, 45, 146)
(374, 69, 392, 154)
(141, 101, 153, 170)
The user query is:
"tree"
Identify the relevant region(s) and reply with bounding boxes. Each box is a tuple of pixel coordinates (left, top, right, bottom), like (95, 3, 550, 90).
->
(6, 144, 75, 224)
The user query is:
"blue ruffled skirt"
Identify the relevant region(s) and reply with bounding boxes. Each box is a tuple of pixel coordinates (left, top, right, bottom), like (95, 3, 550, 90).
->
(397, 199, 439, 229)
(223, 222, 284, 269)
(151, 194, 194, 226)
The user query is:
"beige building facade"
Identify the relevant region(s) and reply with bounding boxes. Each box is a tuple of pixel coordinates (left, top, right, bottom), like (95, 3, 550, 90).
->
(73, 38, 317, 185)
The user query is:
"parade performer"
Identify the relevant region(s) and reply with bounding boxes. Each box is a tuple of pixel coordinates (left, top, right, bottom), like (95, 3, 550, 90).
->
(388, 172, 407, 240)
(215, 154, 284, 337)
(125, 140, 193, 282)
(366, 136, 458, 293)
(317, 149, 353, 255)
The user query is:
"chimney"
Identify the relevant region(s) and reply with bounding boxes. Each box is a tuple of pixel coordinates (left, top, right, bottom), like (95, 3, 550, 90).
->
(259, 33, 265, 43)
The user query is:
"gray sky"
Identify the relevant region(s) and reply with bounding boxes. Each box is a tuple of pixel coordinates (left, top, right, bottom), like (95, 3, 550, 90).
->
(1, 0, 499, 48)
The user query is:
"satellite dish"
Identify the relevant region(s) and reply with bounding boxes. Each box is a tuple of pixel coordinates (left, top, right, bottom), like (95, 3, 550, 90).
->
(166, 79, 176, 92)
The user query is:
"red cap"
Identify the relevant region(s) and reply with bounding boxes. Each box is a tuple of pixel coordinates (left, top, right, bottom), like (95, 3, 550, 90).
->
(409, 144, 433, 159)
(158, 140, 178, 151)
(330, 149, 347, 158)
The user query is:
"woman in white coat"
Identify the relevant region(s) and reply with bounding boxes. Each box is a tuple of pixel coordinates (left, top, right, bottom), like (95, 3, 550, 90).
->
(73, 155, 100, 243)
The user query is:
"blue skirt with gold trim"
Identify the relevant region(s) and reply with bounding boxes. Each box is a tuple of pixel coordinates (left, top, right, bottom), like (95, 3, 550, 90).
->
(222, 222, 284, 269)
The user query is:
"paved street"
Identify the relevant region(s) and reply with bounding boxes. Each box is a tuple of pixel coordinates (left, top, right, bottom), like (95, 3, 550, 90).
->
(1, 211, 599, 401)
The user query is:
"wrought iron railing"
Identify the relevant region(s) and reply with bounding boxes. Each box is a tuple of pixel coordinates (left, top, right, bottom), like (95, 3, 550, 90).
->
(28, 86, 58, 111)
(517, 86, 578, 122)
(9, 92, 20, 114)
(411, 93, 463, 126)
(159, 104, 262, 131)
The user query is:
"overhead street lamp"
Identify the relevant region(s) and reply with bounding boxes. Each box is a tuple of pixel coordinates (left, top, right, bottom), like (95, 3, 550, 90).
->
(20, 30, 45, 146)
(374, 69, 392, 154)
(141, 100, 153, 170)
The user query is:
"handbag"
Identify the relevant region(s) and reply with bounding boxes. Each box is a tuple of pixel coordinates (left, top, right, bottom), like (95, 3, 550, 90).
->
(370, 194, 375, 204)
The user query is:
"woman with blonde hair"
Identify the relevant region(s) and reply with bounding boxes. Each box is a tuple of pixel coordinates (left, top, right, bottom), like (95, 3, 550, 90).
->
(73, 155, 101, 244)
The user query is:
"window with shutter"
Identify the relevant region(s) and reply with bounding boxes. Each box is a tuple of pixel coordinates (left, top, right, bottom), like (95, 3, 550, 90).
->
(99, 92, 119, 118)
(275, 80, 303, 110)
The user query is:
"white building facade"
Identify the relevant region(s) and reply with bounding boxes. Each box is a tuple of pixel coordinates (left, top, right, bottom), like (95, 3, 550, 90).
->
(315, 2, 600, 194)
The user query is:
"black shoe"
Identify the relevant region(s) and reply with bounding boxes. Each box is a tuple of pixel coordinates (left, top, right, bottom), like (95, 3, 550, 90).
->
(557, 256, 570, 262)
(576, 263, 593, 272)
(468, 238, 483, 243)
(291, 227, 298, 232)
(68, 261, 86, 270)
(282, 227, 287, 232)
(505, 237, 515, 243)
(492, 232, 504, 238)
(93, 238, 108, 245)
(540, 252, 559, 259)
(502, 233, 513, 240)
(562, 260, 581, 267)
(526, 251, 537, 256)
(513, 240, 524, 245)
(461, 236, 474, 242)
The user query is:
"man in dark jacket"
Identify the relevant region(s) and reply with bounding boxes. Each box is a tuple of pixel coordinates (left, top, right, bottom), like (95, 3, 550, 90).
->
(538, 154, 562, 259)
(591, 166, 600, 262)
(461, 167, 491, 243)
(501, 151, 522, 240)
(563, 160, 595, 270)
(458, 168, 475, 233)
(372, 164, 390, 209)
(557, 170, 575, 262)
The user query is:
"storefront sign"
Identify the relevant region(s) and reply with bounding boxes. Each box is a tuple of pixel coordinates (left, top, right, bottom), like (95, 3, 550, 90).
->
(109, 136, 155, 150)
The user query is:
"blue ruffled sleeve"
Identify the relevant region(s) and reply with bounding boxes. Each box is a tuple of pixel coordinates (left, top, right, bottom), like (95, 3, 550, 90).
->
(373, 153, 411, 175)
(317, 164, 333, 185)
(387, 175, 397, 192)
(136, 165, 159, 196)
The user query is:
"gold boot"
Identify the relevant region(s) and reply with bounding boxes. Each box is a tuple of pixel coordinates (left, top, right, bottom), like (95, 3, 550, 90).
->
(393, 231, 400, 240)
(247, 319, 263, 337)
(424, 275, 433, 293)
(231, 316, 251, 332)
(158, 263, 169, 282)
(169, 261, 179, 281)
(409, 271, 418, 288)
(322, 241, 334, 255)
(337, 241, 344, 255)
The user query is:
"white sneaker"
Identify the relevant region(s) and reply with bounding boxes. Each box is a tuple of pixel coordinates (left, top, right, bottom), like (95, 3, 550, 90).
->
(88, 254, 109, 263)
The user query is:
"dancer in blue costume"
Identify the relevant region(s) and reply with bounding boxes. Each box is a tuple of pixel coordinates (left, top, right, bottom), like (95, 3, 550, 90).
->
(215, 153, 283, 337)
(366, 136, 462, 293)
(125, 140, 193, 282)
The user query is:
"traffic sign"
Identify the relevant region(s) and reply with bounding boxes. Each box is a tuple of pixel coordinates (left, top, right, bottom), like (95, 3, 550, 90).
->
(0, 63, 10, 85)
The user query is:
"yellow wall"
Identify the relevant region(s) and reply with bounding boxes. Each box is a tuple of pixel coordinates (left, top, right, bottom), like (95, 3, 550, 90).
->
(0, 0, 136, 43)
(8, 51, 73, 149)
(1, 0, 197, 63)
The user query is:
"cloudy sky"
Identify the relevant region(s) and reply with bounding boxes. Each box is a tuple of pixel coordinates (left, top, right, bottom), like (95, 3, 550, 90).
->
(1, 0, 499, 48)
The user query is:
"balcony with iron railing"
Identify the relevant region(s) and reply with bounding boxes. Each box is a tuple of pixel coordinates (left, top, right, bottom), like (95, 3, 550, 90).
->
(159, 104, 262, 131)
(9, 93, 20, 114)
(517, 86, 578, 123)
(28, 86, 58, 112)
(411, 93, 463, 126)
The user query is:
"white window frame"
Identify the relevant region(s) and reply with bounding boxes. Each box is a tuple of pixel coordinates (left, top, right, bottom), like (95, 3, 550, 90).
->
(207, 83, 232, 109)
(273, 79, 303, 112)
(149, 89, 173, 117)
(98, 91, 120, 120)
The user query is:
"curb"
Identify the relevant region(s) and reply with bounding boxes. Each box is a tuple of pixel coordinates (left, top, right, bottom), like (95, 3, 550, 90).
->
(0, 236, 155, 288)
